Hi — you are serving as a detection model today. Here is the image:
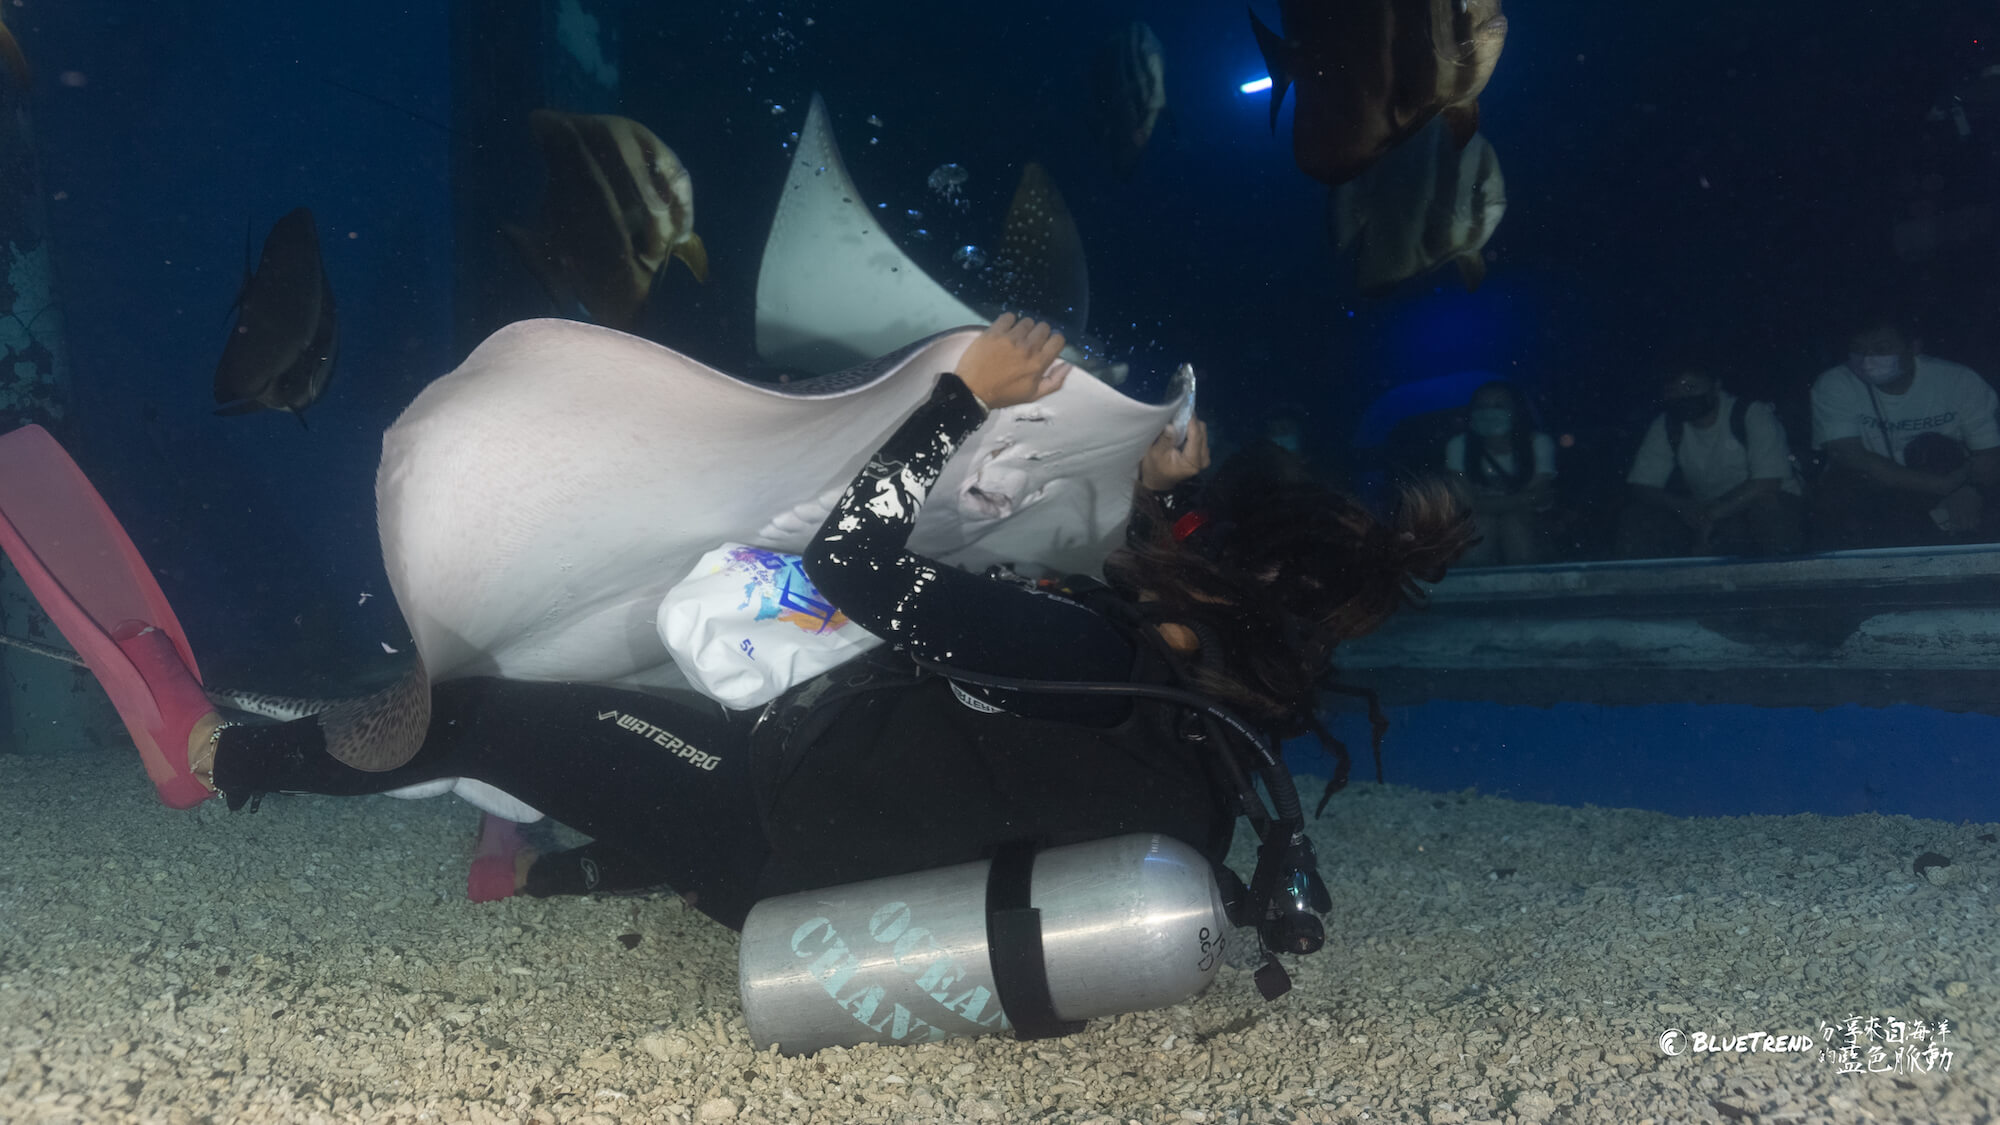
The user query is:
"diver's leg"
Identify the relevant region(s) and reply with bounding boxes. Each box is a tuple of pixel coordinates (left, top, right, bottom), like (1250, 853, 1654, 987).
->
(211, 678, 771, 928)
(520, 839, 684, 899)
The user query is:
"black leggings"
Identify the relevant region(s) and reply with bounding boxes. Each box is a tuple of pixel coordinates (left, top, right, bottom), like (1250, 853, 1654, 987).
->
(210, 679, 773, 929)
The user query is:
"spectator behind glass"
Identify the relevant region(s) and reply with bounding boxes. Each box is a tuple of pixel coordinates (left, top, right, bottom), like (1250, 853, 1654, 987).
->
(1809, 313, 2000, 549)
(1443, 380, 1554, 565)
(1617, 369, 1804, 557)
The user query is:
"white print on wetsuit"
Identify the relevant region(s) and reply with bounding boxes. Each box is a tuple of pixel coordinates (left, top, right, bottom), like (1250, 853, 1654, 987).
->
(596, 710, 720, 770)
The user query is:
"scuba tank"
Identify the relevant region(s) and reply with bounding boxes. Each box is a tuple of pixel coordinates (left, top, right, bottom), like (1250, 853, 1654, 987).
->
(738, 833, 1229, 1055)
(737, 573, 1336, 1054)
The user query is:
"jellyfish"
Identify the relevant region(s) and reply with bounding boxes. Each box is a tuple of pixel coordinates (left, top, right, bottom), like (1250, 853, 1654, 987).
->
(926, 162, 969, 207)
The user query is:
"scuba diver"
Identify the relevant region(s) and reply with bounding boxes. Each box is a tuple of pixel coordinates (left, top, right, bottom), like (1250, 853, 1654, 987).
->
(0, 314, 1472, 1040)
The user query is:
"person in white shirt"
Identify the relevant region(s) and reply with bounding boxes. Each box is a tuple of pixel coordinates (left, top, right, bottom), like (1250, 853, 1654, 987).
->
(1443, 381, 1555, 565)
(1809, 314, 2000, 548)
(1617, 369, 1804, 557)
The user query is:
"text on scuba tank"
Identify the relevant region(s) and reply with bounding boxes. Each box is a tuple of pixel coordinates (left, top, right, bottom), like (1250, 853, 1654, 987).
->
(789, 901, 1012, 1043)
(1196, 926, 1224, 974)
(595, 710, 720, 770)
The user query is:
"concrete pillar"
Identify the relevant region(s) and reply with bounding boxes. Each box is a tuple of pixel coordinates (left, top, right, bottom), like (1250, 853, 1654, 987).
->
(0, 82, 99, 756)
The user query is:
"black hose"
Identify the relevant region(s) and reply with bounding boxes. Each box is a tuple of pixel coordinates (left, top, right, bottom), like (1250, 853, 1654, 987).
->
(904, 656, 1306, 827)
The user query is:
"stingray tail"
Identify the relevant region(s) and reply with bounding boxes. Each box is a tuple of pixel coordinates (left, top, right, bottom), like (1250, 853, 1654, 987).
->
(1248, 8, 1292, 133)
(315, 649, 431, 772)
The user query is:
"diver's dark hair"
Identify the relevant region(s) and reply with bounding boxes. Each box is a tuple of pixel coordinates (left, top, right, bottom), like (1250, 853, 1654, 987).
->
(1107, 474, 1475, 737)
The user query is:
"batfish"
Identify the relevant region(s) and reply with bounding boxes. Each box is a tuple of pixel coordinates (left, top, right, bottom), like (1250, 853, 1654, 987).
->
(505, 109, 709, 332)
(1250, 0, 1508, 186)
(0, 11, 30, 89)
(1089, 21, 1167, 177)
(213, 207, 338, 426)
(1330, 118, 1505, 294)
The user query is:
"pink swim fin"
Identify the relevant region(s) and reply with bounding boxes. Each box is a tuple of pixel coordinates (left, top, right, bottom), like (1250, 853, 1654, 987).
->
(0, 424, 214, 807)
(467, 813, 526, 902)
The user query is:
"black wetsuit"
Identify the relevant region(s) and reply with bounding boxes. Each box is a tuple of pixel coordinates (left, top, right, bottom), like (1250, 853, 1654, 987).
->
(212, 374, 1236, 929)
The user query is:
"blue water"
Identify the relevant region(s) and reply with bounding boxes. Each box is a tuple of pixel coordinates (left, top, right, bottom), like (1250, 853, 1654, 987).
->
(10, 0, 2000, 799)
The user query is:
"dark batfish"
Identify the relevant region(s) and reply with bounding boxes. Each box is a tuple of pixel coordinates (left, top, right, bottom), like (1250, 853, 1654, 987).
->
(1089, 21, 1167, 177)
(0, 11, 30, 89)
(1250, 0, 1508, 186)
(993, 162, 1090, 335)
(213, 207, 337, 426)
(1330, 118, 1506, 295)
(506, 110, 708, 332)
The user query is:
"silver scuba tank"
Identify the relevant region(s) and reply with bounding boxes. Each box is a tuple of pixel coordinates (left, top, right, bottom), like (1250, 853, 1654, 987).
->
(737, 833, 1230, 1055)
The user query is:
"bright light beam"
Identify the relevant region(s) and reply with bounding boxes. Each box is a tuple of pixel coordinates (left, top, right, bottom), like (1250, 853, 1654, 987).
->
(1239, 76, 1273, 94)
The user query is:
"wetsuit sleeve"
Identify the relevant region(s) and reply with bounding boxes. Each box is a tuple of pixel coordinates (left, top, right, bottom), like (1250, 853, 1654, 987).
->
(805, 373, 1135, 720)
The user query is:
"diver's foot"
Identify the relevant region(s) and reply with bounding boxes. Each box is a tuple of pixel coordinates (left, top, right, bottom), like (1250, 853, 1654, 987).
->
(187, 712, 225, 794)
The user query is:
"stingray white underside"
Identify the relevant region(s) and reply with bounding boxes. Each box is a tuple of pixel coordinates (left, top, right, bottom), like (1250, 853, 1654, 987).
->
(374, 319, 1184, 821)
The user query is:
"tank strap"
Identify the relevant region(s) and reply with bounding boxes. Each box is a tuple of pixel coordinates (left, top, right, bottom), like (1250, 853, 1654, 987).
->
(984, 842, 1085, 1041)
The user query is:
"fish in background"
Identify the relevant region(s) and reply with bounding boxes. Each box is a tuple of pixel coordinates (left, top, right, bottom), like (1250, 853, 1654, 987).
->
(992, 162, 1091, 335)
(1089, 21, 1167, 177)
(1250, 0, 1508, 186)
(1329, 118, 1505, 294)
(505, 109, 709, 332)
(213, 208, 338, 426)
(0, 11, 29, 90)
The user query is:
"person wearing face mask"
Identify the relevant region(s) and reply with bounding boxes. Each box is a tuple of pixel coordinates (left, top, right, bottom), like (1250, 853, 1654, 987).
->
(1443, 380, 1556, 565)
(1809, 313, 2000, 549)
(1617, 369, 1805, 557)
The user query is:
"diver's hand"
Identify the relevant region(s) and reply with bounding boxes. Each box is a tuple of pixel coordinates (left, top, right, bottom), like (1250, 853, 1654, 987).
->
(956, 313, 1068, 410)
(1141, 417, 1210, 491)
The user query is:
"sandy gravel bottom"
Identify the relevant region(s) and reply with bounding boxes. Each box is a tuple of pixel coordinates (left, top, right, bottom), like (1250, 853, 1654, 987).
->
(1, 750, 1994, 1125)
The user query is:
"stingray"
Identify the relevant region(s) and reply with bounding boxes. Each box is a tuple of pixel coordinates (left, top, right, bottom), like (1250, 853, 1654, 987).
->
(506, 110, 709, 331)
(213, 208, 338, 426)
(994, 163, 1091, 333)
(342, 319, 1186, 814)
(378, 319, 1184, 693)
(755, 94, 1121, 382)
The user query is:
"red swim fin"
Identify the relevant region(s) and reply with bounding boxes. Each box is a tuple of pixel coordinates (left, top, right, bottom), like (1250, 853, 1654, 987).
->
(467, 813, 527, 903)
(0, 424, 212, 807)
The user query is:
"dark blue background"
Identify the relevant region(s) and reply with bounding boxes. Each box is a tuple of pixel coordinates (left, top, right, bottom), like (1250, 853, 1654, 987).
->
(12, 1, 2000, 759)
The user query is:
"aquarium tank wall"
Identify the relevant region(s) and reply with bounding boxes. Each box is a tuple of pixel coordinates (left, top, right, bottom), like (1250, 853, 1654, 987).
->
(0, 1, 1991, 1122)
